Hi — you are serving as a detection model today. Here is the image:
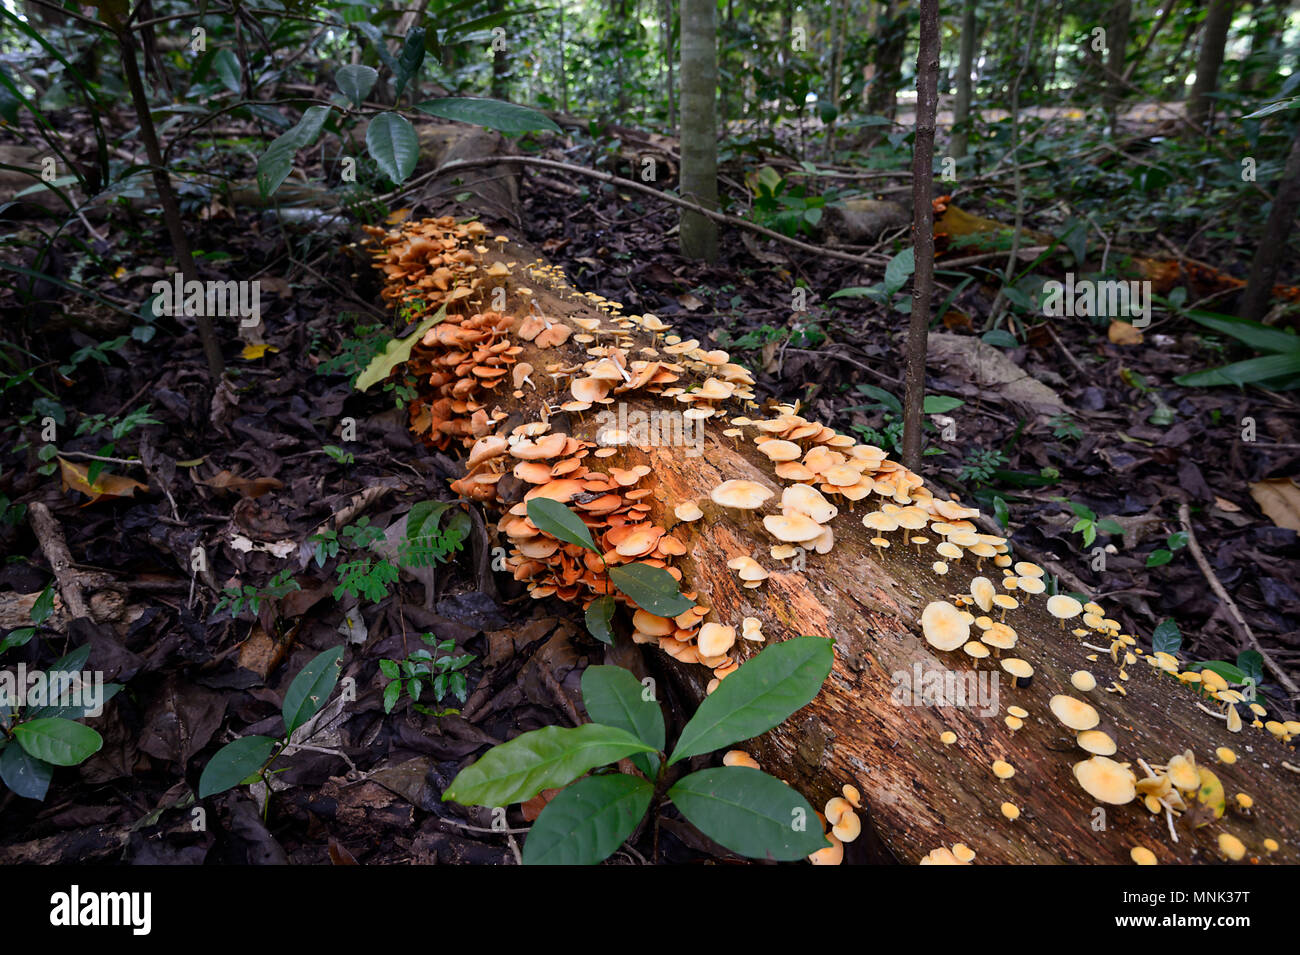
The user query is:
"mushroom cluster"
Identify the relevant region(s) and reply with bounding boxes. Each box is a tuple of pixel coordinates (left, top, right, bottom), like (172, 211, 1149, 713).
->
(362, 215, 493, 316)
(808, 783, 863, 865)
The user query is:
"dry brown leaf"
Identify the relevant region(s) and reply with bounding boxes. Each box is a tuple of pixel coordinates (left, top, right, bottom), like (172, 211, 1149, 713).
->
(58, 457, 148, 505)
(1214, 495, 1242, 513)
(1107, 320, 1144, 345)
(1249, 477, 1300, 531)
(198, 469, 283, 498)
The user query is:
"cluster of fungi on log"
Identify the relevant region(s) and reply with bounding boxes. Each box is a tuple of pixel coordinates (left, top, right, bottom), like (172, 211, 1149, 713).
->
(363, 217, 1299, 865)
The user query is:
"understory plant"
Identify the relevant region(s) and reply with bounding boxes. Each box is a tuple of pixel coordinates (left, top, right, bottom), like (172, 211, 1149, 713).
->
(381, 634, 476, 714)
(443, 636, 834, 865)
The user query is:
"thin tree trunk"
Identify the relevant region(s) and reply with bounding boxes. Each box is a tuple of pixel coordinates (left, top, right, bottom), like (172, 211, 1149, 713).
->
(1239, 123, 1300, 321)
(902, 0, 941, 472)
(1103, 0, 1132, 133)
(1187, 0, 1235, 132)
(116, 25, 224, 382)
(679, 0, 719, 261)
(950, 0, 977, 159)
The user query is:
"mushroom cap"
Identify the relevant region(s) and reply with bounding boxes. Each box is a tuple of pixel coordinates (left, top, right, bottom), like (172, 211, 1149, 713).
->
(722, 750, 759, 770)
(781, 484, 838, 523)
(992, 759, 1015, 779)
(1130, 846, 1158, 865)
(1217, 832, 1246, 861)
(711, 479, 774, 510)
(1073, 756, 1137, 804)
(698, 622, 737, 657)
(1077, 730, 1117, 756)
(674, 500, 704, 522)
(809, 833, 844, 865)
(921, 600, 970, 652)
(757, 439, 802, 462)
(1071, 670, 1097, 692)
(763, 512, 824, 543)
(1046, 594, 1084, 619)
(969, 576, 995, 613)
(1050, 694, 1100, 730)
(1001, 658, 1034, 679)
(1017, 575, 1046, 595)
(726, 555, 769, 581)
(831, 809, 861, 843)
(862, 511, 900, 533)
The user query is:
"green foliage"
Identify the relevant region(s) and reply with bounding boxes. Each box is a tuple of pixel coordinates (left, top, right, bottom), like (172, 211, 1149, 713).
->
(0, 582, 53, 656)
(1067, 502, 1123, 548)
(355, 306, 447, 392)
(1050, 415, 1083, 442)
(0, 644, 120, 801)
(958, 448, 1008, 487)
(214, 568, 301, 619)
(198, 646, 344, 800)
(1145, 531, 1188, 568)
(380, 635, 477, 714)
(748, 166, 842, 237)
(1173, 309, 1300, 391)
(333, 557, 400, 603)
(322, 444, 354, 465)
(446, 636, 833, 865)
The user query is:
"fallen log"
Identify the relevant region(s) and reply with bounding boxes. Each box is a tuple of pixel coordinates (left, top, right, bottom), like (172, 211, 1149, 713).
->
(359, 213, 1300, 865)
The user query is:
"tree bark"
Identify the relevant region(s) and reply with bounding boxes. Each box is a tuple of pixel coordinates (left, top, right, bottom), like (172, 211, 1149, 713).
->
(369, 193, 1300, 864)
(1187, 0, 1235, 132)
(679, 0, 719, 261)
(902, 0, 940, 472)
(1103, 0, 1132, 132)
(950, 0, 978, 160)
(1239, 122, 1300, 322)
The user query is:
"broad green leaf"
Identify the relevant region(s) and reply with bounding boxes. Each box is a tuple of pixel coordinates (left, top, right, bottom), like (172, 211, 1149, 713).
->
(1152, 618, 1182, 654)
(607, 562, 693, 617)
(335, 64, 379, 107)
(854, 383, 902, 415)
(0, 627, 34, 655)
(669, 636, 833, 766)
(282, 645, 344, 734)
(1194, 661, 1248, 685)
(0, 744, 53, 800)
(26, 682, 121, 721)
(1096, 519, 1124, 536)
(1243, 96, 1300, 119)
(669, 766, 826, 860)
(415, 97, 561, 134)
(527, 498, 597, 551)
(884, 246, 915, 296)
(584, 595, 616, 646)
(212, 48, 242, 94)
(1176, 352, 1300, 389)
(993, 496, 1010, 529)
(1236, 650, 1264, 685)
(355, 304, 447, 391)
(257, 105, 331, 197)
(12, 718, 102, 766)
(923, 395, 964, 414)
(383, 680, 402, 714)
(1146, 549, 1173, 567)
(981, 329, 1019, 348)
(828, 286, 880, 300)
(393, 27, 427, 100)
(444, 723, 654, 808)
(581, 665, 663, 777)
(366, 111, 420, 184)
(198, 735, 277, 798)
(1181, 310, 1300, 355)
(521, 774, 653, 865)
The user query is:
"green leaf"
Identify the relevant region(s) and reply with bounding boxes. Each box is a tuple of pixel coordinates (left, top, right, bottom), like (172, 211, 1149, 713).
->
(379, 659, 400, 679)
(669, 636, 833, 766)
(1181, 309, 1300, 355)
(393, 27, 427, 100)
(1096, 519, 1124, 536)
(0, 744, 53, 800)
(443, 723, 654, 808)
(366, 111, 420, 185)
(1236, 650, 1264, 685)
(414, 97, 562, 134)
(1176, 352, 1300, 389)
(521, 774, 653, 865)
(923, 395, 964, 414)
(1152, 618, 1182, 654)
(607, 562, 693, 617)
(981, 329, 1019, 348)
(383, 680, 402, 714)
(993, 496, 1010, 530)
(12, 718, 102, 767)
(282, 646, 344, 735)
(211, 48, 242, 95)
(581, 665, 663, 777)
(31, 582, 54, 626)
(256, 105, 331, 197)
(0, 627, 35, 655)
(198, 735, 277, 798)
(584, 594, 616, 645)
(526, 498, 598, 551)
(1068, 502, 1096, 521)
(1243, 95, 1300, 119)
(884, 246, 915, 296)
(335, 64, 379, 107)
(355, 305, 447, 392)
(1146, 549, 1173, 567)
(668, 766, 827, 860)
(854, 383, 903, 415)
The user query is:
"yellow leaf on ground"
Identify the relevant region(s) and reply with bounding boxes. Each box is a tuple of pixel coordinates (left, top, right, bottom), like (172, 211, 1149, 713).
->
(1107, 321, 1144, 345)
(241, 343, 279, 360)
(1249, 477, 1300, 531)
(58, 457, 148, 504)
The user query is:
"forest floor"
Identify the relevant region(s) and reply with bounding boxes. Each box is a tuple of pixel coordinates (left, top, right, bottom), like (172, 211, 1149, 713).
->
(0, 113, 1296, 865)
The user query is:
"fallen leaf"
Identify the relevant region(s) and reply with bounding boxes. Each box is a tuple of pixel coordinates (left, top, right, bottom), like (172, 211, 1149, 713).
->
(58, 457, 148, 505)
(676, 292, 705, 311)
(240, 343, 279, 360)
(385, 207, 412, 225)
(197, 470, 283, 499)
(1214, 495, 1242, 513)
(1249, 478, 1300, 531)
(1108, 320, 1144, 345)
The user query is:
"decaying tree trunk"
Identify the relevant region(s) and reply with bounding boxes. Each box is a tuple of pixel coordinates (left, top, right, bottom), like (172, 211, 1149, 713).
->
(366, 145, 1300, 866)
